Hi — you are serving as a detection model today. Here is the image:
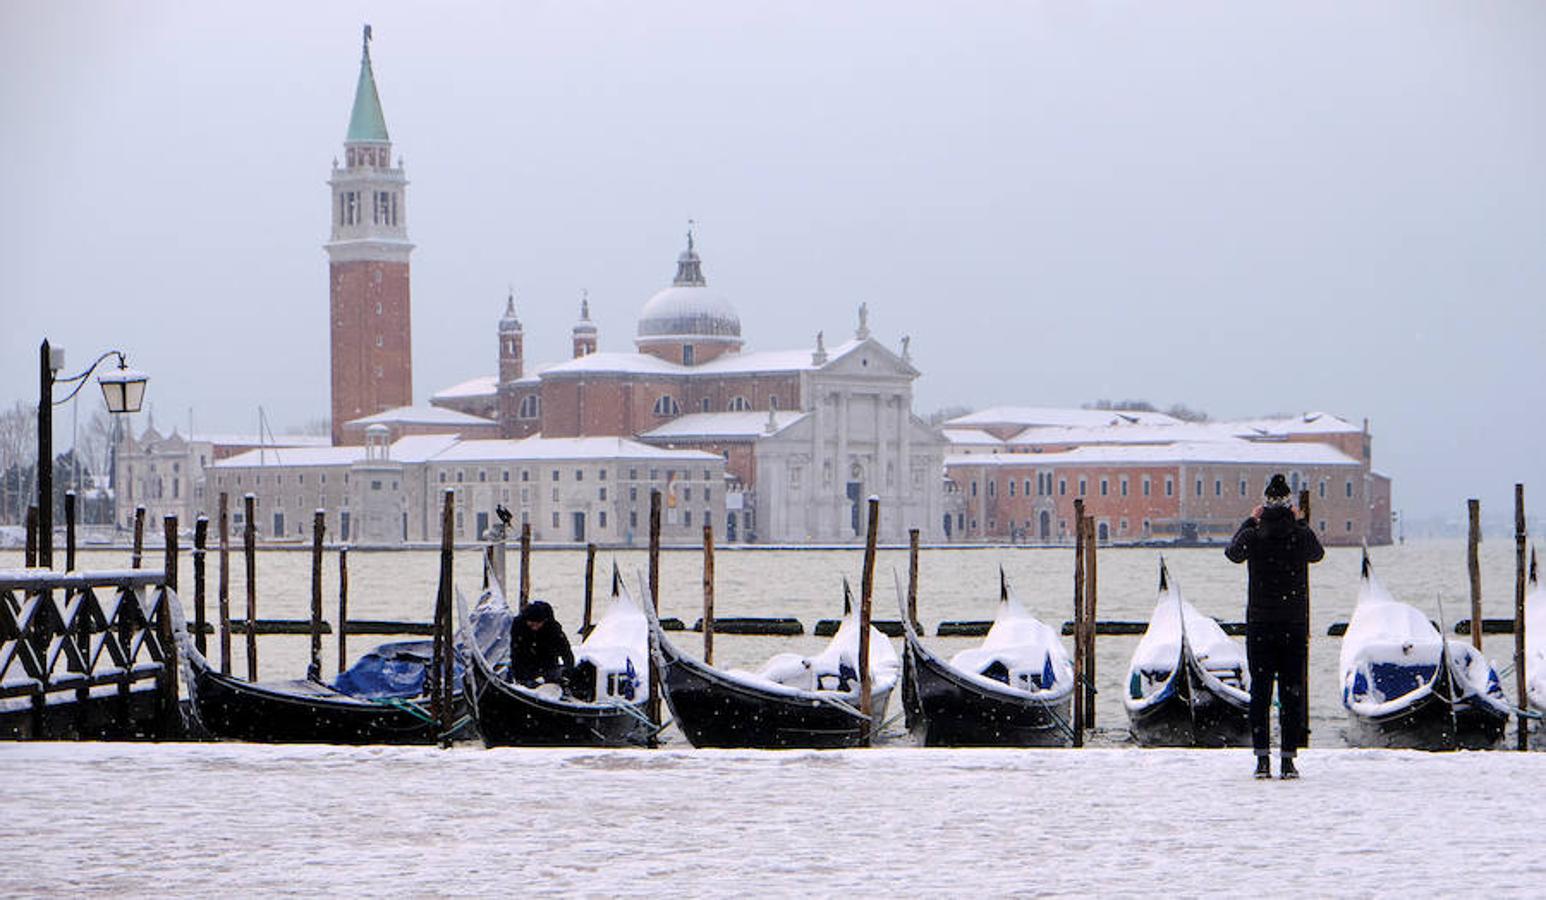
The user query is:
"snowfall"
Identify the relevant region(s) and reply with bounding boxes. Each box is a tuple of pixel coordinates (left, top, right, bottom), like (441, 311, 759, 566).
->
(4, 743, 1545, 897)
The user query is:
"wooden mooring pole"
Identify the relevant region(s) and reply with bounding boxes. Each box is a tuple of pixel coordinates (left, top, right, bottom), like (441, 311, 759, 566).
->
(131, 505, 145, 569)
(1071, 498, 1085, 747)
(1300, 487, 1313, 741)
(646, 489, 662, 742)
(907, 528, 920, 630)
(193, 515, 209, 655)
(581, 543, 597, 635)
(64, 491, 76, 572)
(702, 524, 716, 666)
(858, 496, 879, 746)
(1513, 484, 1528, 751)
(218, 492, 231, 674)
(309, 510, 325, 681)
(1083, 513, 1098, 730)
(23, 505, 37, 568)
(162, 515, 179, 592)
(337, 546, 350, 676)
(1468, 499, 1483, 651)
(433, 489, 455, 747)
(243, 493, 257, 681)
(518, 522, 531, 611)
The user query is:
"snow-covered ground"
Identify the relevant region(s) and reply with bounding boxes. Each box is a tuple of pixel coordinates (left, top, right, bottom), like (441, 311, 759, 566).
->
(3, 743, 1543, 896)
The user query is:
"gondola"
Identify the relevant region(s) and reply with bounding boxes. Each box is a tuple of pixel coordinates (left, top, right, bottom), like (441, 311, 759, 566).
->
(1339, 551, 1510, 750)
(185, 639, 465, 745)
(648, 582, 899, 749)
(900, 570, 1073, 747)
(463, 570, 655, 748)
(1123, 560, 1251, 747)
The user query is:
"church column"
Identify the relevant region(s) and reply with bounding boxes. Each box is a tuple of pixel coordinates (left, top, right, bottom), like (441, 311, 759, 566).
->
(875, 394, 888, 538)
(810, 390, 824, 540)
(897, 393, 911, 527)
(836, 389, 849, 539)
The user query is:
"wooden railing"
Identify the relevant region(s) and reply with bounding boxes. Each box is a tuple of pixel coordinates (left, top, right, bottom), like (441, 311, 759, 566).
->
(0, 569, 182, 740)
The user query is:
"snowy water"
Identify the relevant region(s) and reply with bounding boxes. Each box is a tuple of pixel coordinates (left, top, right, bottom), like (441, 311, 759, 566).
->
(3, 743, 1544, 896)
(0, 538, 1532, 746)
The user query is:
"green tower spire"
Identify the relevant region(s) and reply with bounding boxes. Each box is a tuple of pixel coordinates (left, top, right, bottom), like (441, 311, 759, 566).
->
(346, 24, 390, 143)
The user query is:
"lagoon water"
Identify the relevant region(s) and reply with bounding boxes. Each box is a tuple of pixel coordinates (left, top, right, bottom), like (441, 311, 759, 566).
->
(1, 538, 1528, 747)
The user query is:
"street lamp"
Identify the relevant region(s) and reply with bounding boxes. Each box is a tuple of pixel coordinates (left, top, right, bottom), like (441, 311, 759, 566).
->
(37, 338, 149, 569)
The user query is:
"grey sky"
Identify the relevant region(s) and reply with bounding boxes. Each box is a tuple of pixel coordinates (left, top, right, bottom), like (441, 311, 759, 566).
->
(2, 1, 1542, 520)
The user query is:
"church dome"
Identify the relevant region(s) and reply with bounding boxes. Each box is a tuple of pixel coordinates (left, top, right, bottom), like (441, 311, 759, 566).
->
(636, 232, 742, 344)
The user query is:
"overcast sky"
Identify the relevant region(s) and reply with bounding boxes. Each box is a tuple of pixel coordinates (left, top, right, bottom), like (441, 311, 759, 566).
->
(2, 1, 1542, 520)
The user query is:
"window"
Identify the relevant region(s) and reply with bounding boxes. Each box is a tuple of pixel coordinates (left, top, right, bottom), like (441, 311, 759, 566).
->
(599, 487, 607, 501)
(970, 481, 978, 497)
(599, 511, 608, 529)
(1240, 479, 1247, 497)
(456, 470, 464, 483)
(478, 470, 487, 482)
(701, 398, 711, 412)
(521, 470, 530, 482)
(1165, 477, 1174, 497)
(552, 512, 560, 528)
(438, 472, 446, 483)
(649, 469, 658, 481)
(1024, 479, 1033, 496)
(987, 481, 995, 498)
(684, 487, 693, 502)
(685, 510, 693, 527)
(576, 469, 584, 482)
(1345, 520, 1353, 532)
(704, 469, 712, 481)
(1214, 479, 1222, 497)
(502, 470, 510, 482)
(704, 488, 711, 502)
(728, 396, 751, 412)
(1120, 476, 1129, 497)
(375, 335, 384, 348)
(518, 395, 540, 419)
(629, 469, 638, 480)
(1058, 478, 1067, 496)
(682, 345, 695, 366)
(551, 487, 559, 502)
(1345, 480, 1353, 498)
(629, 510, 638, 529)
(629, 486, 638, 502)
(1008, 480, 1016, 497)
(1100, 478, 1109, 497)
(1078, 478, 1087, 497)
(552, 470, 560, 482)
(653, 395, 680, 417)
(599, 469, 607, 481)
(1143, 476, 1152, 497)
(1195, 479, 1203, 497)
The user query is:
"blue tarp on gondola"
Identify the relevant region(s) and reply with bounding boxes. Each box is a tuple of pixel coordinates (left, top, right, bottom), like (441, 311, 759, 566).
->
(332, 640, 465, 700)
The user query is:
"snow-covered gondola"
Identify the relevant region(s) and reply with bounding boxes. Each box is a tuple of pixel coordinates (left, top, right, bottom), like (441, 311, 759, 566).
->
(186, 639, 465, 745)
(900, 571, 1073, 747)
(1339, 552, 1510, 750)
(1123, 560, 1251, 747)
(648, 584, 899, 749)
(464, 573, 655, 748)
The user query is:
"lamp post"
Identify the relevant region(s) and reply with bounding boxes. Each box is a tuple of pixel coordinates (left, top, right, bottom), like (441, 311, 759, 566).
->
(37, 338, 148, 569)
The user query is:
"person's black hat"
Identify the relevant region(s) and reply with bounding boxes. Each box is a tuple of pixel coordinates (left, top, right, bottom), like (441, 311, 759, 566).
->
(525, 600, 554, 623)
(1264, 474, 1291, 499)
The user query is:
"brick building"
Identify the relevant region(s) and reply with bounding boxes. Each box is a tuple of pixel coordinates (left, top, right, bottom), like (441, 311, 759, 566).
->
(943, 409, 1392, 546)
(327, 28, 413, 445)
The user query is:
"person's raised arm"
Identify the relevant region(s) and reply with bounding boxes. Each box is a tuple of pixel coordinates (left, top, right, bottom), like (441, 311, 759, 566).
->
(1225, 514, 1257, 563)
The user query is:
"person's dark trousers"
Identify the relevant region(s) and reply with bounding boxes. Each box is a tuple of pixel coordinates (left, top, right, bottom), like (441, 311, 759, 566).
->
(1246, 623, 1308, 756)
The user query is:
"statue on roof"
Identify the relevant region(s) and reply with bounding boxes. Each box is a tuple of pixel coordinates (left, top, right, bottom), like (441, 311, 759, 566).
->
(856, 302, 870, 340)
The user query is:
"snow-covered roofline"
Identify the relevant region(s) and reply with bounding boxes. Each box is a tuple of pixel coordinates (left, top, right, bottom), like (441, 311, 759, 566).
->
(641, 411, 807, 440)
(945, 439, 1361, 468)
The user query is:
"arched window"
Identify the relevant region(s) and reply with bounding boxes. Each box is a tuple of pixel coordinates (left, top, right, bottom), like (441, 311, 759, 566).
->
(728, 396, 751, 412)
(653, 395, 681, 417)
(518, 395, 541, 419)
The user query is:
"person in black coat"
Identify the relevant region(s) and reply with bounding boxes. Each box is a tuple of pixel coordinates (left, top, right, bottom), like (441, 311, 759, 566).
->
(1225, 473, 1324, 780)
(509, 600, 575, 688)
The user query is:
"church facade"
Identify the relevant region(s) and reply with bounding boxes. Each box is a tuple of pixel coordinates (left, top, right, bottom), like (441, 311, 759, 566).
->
(432, 236, 947, 544)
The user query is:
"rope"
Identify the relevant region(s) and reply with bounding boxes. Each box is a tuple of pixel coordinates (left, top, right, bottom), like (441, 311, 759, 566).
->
(370, 696, 436, 725)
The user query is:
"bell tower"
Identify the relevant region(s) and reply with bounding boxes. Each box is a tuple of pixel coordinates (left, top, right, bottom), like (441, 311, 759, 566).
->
(326, 25, 414, 445)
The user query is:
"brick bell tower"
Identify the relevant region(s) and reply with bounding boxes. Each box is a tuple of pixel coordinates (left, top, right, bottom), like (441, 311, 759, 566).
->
(326, 25, 413, 445)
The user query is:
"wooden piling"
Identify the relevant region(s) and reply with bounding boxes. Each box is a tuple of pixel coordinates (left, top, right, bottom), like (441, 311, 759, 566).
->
(23, 505, 36, 568)
(337, 546, 349, 676)
(582, 543, 597, 635)
(907, 528, 920, 629)
(858, 496, 880, 746)
(1514, 484, 1528, 751)
(193, 516, 209, 655)
(702, 524, 716, 666)
(162, 515, 179, 592)
(309, 510, 325, 681)
(518, 522, 531, 611)
(217, 493, 231, 675)
(131, 506, 145, 569)
(1071, 498, 1086, 747)
(243, 493, 257, 681)
(432, 489, 455, 747)
(64, 491, 76, 572)
(646, 489, 663, 741)
(1468, 499, 1483, 651)
(1083, 514, 1098, 730)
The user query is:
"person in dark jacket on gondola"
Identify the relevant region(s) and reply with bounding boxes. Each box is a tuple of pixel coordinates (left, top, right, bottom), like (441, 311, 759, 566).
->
(1225, 473, 1324, 780)
(509, 600, 575, 688)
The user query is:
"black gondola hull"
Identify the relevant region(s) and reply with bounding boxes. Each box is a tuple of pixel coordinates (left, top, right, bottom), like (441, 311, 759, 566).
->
(657, 640, 891, 749)
(904, 634, 1071, 747)
(189, 653, 458, 745)
(468, 654, 651, 748)
(1344, 689, 1508, 751)
(1126, 649, 1251, 748)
